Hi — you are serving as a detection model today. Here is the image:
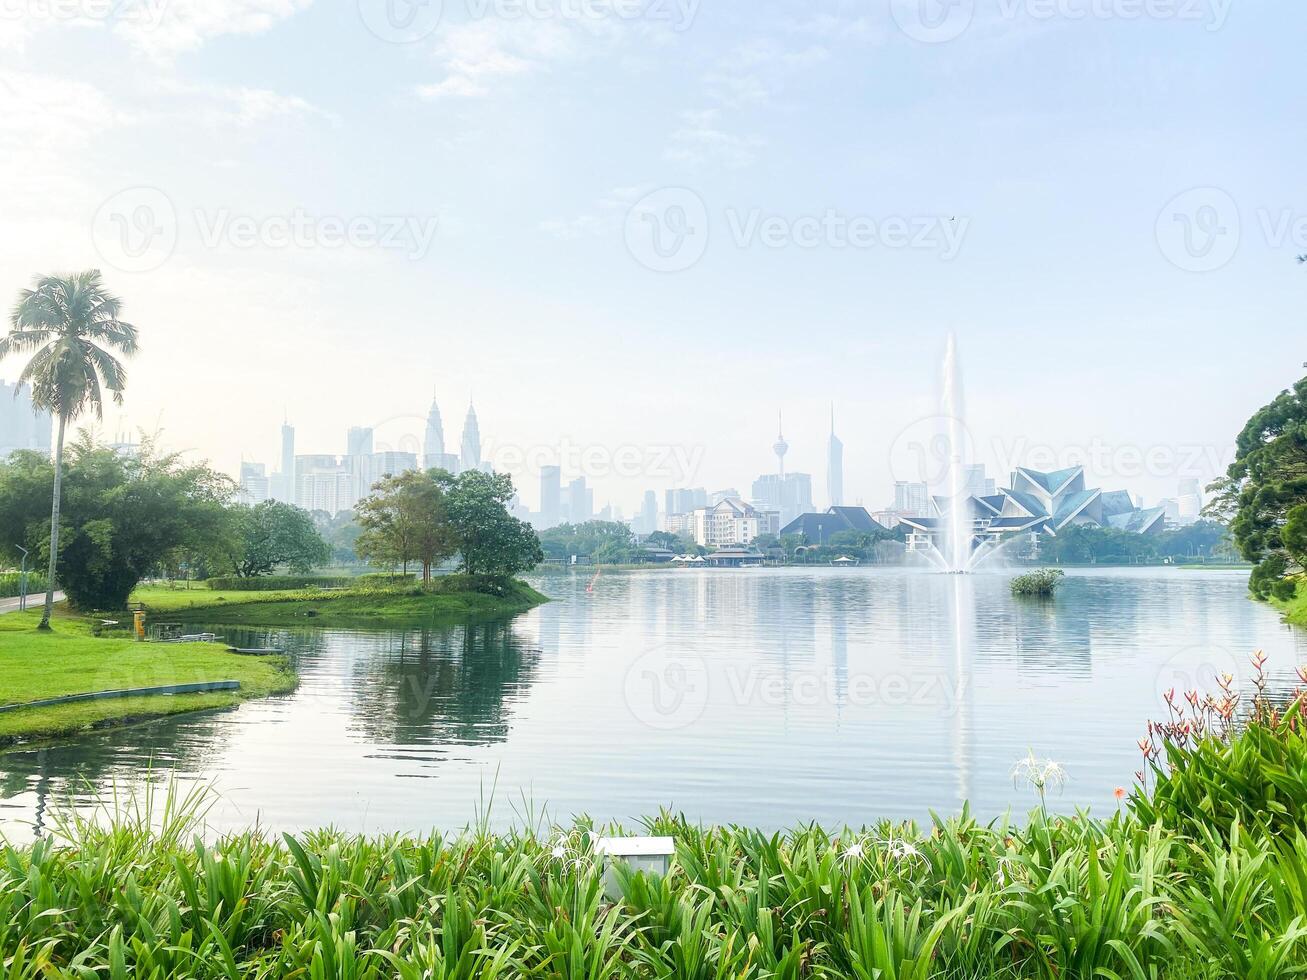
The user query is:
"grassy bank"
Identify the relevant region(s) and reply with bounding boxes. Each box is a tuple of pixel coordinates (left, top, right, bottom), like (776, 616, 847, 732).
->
(132, 576, 549, 628)
(0, 610, 295, 746)
(1274, 586, 1307, 626)
(0, 789, 1301, 978)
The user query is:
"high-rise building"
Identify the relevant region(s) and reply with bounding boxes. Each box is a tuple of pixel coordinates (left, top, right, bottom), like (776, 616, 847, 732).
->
(894, 481, 929, 516)
(0, 379, 52, 456)
(751, 473, 814, 528)
(827, 405, 844, 508)
(540, 465, 562, 529)
(346, 426, 374, 506)
(1177, 479, 1203, 524)
(637, 490, 659, 535)
(239, 462, 270, 505)
(370, 451, 418, 480)
(710, 488, 742, 505)
(274, 421, 296, 503)
(563, 476, 594, 525)
(423, 392, 461, 472)
(665, 487, 708, 517)
(773, 411, 789, 478)
(460, 403, 482, 472)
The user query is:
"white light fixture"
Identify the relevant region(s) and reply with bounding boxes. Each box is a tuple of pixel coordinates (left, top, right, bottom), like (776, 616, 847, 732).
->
(595, 836, 675, 900)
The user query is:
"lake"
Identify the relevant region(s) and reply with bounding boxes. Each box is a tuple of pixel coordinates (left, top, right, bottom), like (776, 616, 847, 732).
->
(2, 567, 1303, 839)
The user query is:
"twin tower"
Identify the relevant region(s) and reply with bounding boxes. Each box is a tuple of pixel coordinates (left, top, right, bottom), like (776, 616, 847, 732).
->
(424, 392, 482, 474)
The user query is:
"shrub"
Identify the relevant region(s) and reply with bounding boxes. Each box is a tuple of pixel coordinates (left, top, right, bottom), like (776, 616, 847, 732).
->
(203, 574, 414, 592)
(0, 571, 47, 598)
(1130, 652, 1307, 841)
(1010, 568, 1065, 597)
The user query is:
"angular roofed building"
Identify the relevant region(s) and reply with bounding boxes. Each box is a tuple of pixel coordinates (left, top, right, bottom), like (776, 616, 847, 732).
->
(780, 506, 890, 545)
(900, 465, 1166, 557)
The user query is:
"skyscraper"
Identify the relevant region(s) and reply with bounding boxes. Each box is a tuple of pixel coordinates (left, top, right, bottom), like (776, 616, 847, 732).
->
(461, 403, 481, 472)
(275, 421, 296, 503)
(239, 462, 270, 504)
(827, 405, 844, 508)
(0, 379, 52, 455)
(346, 426, 374, 506)
(540, 465, 562, 528)
(638, 490, 659, 535)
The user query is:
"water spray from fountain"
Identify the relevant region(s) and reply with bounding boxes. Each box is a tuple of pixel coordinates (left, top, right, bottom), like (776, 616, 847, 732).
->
(941, 334, 972, 574)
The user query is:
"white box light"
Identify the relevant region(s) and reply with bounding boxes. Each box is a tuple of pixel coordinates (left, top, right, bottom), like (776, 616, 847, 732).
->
(595, 836, 675, 900)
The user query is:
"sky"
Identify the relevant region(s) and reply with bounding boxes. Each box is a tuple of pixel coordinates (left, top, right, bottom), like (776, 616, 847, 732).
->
(0, 0, 1302, 515)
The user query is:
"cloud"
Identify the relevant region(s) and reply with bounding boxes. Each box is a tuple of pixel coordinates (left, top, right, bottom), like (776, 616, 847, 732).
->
(112, 0, 315, 60)
(0, 69, 131, 150)
(663, 108, 763, 170)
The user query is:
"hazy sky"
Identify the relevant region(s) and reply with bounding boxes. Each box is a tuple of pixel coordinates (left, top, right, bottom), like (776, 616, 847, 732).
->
(0, 0, 1302, 514)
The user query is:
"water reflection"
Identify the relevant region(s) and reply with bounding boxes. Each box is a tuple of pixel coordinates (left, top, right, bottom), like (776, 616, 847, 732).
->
(0, 568, 1303, 839)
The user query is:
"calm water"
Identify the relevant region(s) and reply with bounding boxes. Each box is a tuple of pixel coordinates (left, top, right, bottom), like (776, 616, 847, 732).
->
(2, 567, 1304, 839)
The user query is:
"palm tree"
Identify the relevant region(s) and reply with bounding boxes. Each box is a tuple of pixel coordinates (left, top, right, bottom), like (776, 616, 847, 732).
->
(0, 272, 139, 629)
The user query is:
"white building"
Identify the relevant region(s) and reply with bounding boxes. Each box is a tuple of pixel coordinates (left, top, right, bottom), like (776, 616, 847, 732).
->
(239, 462, 271, 504)
(689, 498, 773, 548)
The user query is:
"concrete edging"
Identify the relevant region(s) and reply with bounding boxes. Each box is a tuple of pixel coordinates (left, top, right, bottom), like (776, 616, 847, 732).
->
(0, 681, 241, 715)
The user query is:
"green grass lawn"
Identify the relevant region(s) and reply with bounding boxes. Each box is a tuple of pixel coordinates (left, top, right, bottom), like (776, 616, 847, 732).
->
(0, 608, 295, 746)
(131, 577, 549, 628)
(1273, 585, 1307, 626)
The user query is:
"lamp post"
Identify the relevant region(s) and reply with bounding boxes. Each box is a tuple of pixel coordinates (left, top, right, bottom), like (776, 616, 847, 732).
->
(16, 546, 29, 612)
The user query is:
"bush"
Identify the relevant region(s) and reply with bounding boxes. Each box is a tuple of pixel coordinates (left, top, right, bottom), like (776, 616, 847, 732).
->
(203, 574, 414, 592)
(1010, 568, 1065, 596)
(1130, 653, 1307, 841)
(0, 571, 46, 598)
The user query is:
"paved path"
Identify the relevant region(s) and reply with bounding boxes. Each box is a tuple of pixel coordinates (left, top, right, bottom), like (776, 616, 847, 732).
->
(0, 592, 65, 615)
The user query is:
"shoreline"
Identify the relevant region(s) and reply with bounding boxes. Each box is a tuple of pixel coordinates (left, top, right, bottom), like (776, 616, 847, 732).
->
(132, 577, 550, 629)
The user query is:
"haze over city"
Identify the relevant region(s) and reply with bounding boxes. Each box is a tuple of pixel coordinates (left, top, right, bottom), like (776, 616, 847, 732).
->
(1, 1, 1303, 515)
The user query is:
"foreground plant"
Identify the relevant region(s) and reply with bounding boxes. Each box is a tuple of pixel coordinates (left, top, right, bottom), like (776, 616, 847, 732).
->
(0, 779, 1304, 979)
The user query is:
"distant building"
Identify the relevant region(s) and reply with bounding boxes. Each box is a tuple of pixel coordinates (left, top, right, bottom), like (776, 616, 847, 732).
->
(273, 421, 296, 503)
(239, 462, 270, 505)
(636, 490, 659, 535)
(370, 451, 418, 480)
(780, 506, 888, 545)
(710, 488, 742, 505)
(689, 498, 771, 548)
(900, 465, 1167, 557)
(460, 403, 482, 472)
(665, 512, 695, 536)
(665, 487, 708, 518)
(539, 466, 562, 529)
(0, 379, 52, 456)
(1177, 479, 1203, 524)
(704, 547, 765, 568)
(893, 481, 930, 516)
(423, 393, 461, 473)
(751, 472, 813, 528)
(346, 426, 374, 504)
(563, 476, 594, 524)
(297, 466, 353, 516)
(827, 406, 844, 508)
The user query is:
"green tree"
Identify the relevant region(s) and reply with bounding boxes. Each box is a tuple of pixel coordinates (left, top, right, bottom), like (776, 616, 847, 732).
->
(443, 470, 543, 581)
(354, 470, 456, 582)
(0, 271, 139, 628)
(215, 501, 331, 578)
(1209, 375, 1307, 598)
(539, 521, 634, 563)
(0, 436, 231, 610)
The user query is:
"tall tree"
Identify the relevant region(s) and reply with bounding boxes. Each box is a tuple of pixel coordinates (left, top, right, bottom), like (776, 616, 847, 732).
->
(0, 272, 139, 628)
(443, 470, 543, 581)
(1207, 375, 1307, 599)
(215, 501, 332, 578)
(355, 470, 456, 581)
